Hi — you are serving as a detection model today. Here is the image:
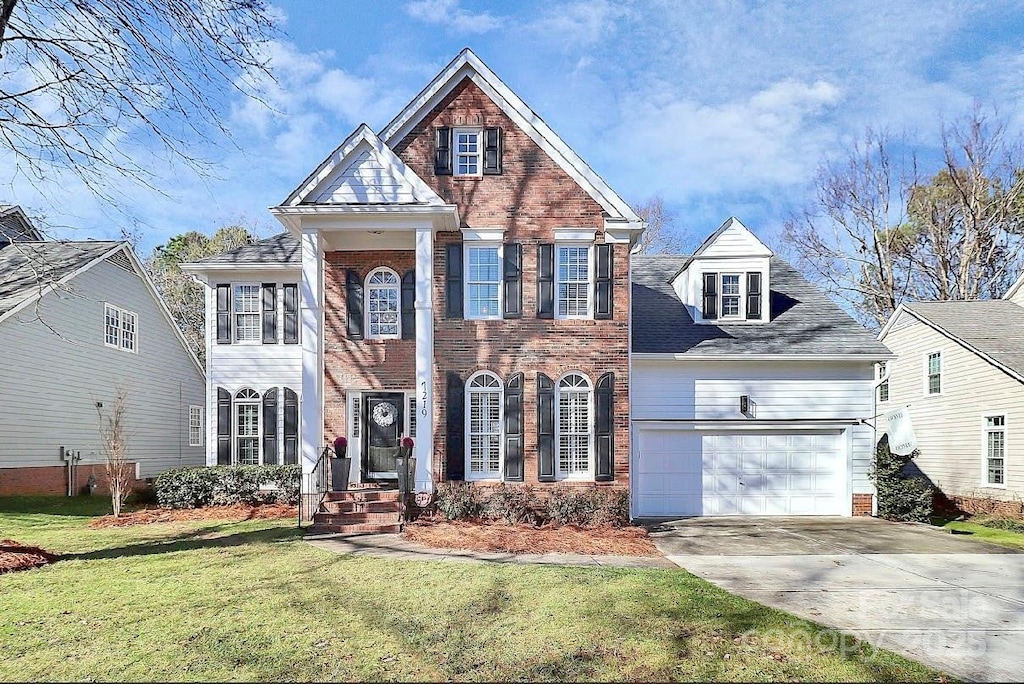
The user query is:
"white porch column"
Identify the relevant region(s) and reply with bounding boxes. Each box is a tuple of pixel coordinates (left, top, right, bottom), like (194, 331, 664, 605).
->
(300, 229, 325, 481)
(414, 226, 435, 493)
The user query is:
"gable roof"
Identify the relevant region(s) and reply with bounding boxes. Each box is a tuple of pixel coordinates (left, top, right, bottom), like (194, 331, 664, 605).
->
(633, 254, 891, 357)
(885, 300, 1024, 384)
(187, 232, 300, 268)
(0, 205, 43, 243)
(0, 240, 122, 318)
(379, 48, 642, 225)
(281, 124, 447, 207)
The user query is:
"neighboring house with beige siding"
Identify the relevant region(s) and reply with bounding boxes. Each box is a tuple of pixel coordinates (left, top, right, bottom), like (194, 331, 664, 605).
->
(877, 300, 1024, 509)
(0, 211, 206, 496)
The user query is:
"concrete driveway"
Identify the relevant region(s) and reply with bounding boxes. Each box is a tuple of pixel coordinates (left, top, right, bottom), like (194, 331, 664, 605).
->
(649, 517, 1024, 682)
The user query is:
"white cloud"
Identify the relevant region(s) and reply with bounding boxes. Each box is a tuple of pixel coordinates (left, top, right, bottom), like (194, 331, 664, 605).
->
(405, 0, 502, 34)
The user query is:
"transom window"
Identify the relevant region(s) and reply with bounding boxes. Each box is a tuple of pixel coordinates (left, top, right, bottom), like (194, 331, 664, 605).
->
(466, 245, 501, 319)
(455, 129, 481, 176)
(877, 362, 890, 403)
(189, 405, 203, 447)
(556, 245, 591, 318)
(366, 268, 401, 339)
(234, 388, 260, 465)
(233, 284, 261, 342)
(104, 303, 137, 353)
(984, 415, 1005, 486)
(720, 274, 741, 317)
(556, 373, 592, 478)
(926, 352, 942, 395)
(466, 372, 503, 479)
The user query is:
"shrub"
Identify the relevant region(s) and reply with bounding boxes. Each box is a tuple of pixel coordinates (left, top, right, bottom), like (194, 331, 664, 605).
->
(591, 488, 630, 527)
(871, 436, 933, 522)
(483, 484, 540, 524)
(434, 482, 484, 520)
(155, 465, 301, 509)
(975, 516, 1024, 534)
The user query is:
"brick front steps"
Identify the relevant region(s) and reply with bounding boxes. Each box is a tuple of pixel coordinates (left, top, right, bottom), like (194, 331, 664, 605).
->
(310, 489, 403, 534)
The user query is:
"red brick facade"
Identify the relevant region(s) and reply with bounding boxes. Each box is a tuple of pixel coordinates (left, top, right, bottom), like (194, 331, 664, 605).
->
(0, 463, 145, 497)
(852, 493, 873, 517)
(322, 78, 630, 487)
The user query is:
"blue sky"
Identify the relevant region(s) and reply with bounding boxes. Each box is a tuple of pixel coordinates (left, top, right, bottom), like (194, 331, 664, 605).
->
(7, 0, 1024, 253)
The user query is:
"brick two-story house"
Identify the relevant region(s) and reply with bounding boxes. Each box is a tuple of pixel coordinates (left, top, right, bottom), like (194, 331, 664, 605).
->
(183, 49, 644, 511)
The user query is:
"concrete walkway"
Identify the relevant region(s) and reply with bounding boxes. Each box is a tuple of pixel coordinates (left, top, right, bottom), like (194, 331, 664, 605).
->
(305, 531, 676, 569)
(651, 517, 1024, 682)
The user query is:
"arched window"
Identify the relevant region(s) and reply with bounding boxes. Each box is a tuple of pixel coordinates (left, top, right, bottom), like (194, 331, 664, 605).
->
(365, 267, 401, 339)
(556, 373, 592, 478)
(466, 371, 503, 480)
(234, 388, 260, 465)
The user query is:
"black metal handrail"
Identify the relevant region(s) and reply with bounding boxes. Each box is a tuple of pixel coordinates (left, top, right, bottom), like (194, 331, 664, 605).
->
(299, 445, 331, 527)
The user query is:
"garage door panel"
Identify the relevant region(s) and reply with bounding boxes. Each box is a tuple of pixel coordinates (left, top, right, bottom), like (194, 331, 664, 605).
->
(636, 427, 846, 518)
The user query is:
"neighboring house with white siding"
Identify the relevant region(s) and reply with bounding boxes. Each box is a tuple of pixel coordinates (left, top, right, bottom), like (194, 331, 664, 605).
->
(180, 233, 302, 468)
(0, 212, 206, 495)
(878, 298, 1024, 511)
(630, 218, 892, 518)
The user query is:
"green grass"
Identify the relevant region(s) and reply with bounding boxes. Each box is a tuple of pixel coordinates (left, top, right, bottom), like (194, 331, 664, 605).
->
(0, 496, 945, 682)
(932, 516, 1024, 550)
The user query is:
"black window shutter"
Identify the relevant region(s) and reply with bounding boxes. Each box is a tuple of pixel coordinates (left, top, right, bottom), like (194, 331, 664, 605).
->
(503, 243, 522, 319)
(702, 272, 718, 320)
(262, 388, 278, 465)
(537, 244, 555, 319)
(504, 372, 524, 481)
(216, 284, 232, 344)
(445, 244, 463, 319)
(746, 272, 763, 320)
(283, 388, 298, 465)
(595, 372, 614, 482)
(537, 373, 555, 482)
(283, 284, 299, 344)
(216, 387, 231, 465)
(446, 372, 465, 480)
(483, 127, 502, 175)
(345, 269, 364, 340)
(401, 270, 416, 339)
(434, 127, 453, 175)
(594, 244, 614, 320)
(262, 283, 277, 344)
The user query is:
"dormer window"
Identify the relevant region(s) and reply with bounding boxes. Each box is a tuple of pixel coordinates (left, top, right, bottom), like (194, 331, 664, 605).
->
(720, 274, 742, 317)
(701, 271, 764, 322)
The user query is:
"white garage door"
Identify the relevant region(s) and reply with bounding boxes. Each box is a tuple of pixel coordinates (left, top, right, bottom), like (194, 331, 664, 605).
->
(634, 428, 845, 517)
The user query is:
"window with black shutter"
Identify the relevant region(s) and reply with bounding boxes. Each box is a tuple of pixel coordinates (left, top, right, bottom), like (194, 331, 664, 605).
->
(483, 127, 502, 175)
(445, 244, 463, 318)
(434, 127, 453, 175)
(595, 373, 614, 481)
(262, 283, 277, 344)
(537, 373, 555, 481)
(594, 244, 613, 320)
(262, 388, 278, 465)
(216, 284, 231, 344)
(504, 372, 524, 481)
(216, 387, 231, 465)
(503, 243, 522, 319)
(446, 372, 465, 480)
(537, 244, 555, 319)
(345, 269, 364, 340)
(702, 272, 718, 320)
(283, 284, 299, 344)
(746, 272, 763, 320)
(283, 388, 298, 464)
(401, 270, 416, 339)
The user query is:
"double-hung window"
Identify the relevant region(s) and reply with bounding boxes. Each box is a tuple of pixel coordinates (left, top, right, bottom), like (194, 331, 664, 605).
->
(720, 274, 742, 318)
(877, 362, 890, 403)
(454, 129, 481, 176)
(189, 406, 203, 447)
(466, 372, 503, 479)
(465, 245, 501, 319)
(104, 303, 137, 352)
(984, 415, 1006, 486)
(556, 245, 591, 318)
(233, 284, 261, 342)
(365, 268, 401, 339)
(926, 352, 942, 395)
(556, 373, 592, 478)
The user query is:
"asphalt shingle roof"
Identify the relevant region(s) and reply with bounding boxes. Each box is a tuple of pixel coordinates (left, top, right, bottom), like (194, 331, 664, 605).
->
(631, 254, 890, 356)
(193, 232, 300, 265)
(903, 300, 1024, 380)
(0, 241, 121, 316)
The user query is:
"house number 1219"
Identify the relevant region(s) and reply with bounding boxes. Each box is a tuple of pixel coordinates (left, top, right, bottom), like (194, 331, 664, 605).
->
(420, 381, 428, 417)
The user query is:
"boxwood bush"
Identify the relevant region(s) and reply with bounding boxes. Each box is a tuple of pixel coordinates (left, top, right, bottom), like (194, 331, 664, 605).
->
(155, 465, 301, 509)
(871, 436, 933, 522)
(433, 482, 629, 527)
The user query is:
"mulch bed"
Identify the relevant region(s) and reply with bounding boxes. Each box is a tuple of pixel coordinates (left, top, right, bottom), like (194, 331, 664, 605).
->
(403, 519, 661, 557)
(89, 503, 298, 528)
(0, 540, 59, 574)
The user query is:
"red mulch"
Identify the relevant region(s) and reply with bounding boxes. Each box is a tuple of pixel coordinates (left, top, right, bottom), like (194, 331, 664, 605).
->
(0, 539, 59, 574)
(88, 503, 297, 528)
(403, 519, 661, 557)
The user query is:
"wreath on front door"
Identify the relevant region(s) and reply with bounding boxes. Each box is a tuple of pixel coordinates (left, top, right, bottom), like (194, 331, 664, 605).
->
(371, 402, 398, 427)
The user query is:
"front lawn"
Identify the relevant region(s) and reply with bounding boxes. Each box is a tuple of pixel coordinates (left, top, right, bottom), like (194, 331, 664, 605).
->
(0, 496, 944, 682)
(932, 516, 1024, 550)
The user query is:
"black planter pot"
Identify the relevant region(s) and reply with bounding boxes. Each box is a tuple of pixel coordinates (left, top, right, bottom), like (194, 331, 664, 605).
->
(331, 457, 351, 492)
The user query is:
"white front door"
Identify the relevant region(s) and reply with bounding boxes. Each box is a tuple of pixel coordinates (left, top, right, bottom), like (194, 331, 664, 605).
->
(634, 428, 846, 517)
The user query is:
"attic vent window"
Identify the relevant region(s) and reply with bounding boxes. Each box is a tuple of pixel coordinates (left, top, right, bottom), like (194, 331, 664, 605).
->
(455, 129, 480, 176)
(106, 251, 136, 274)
